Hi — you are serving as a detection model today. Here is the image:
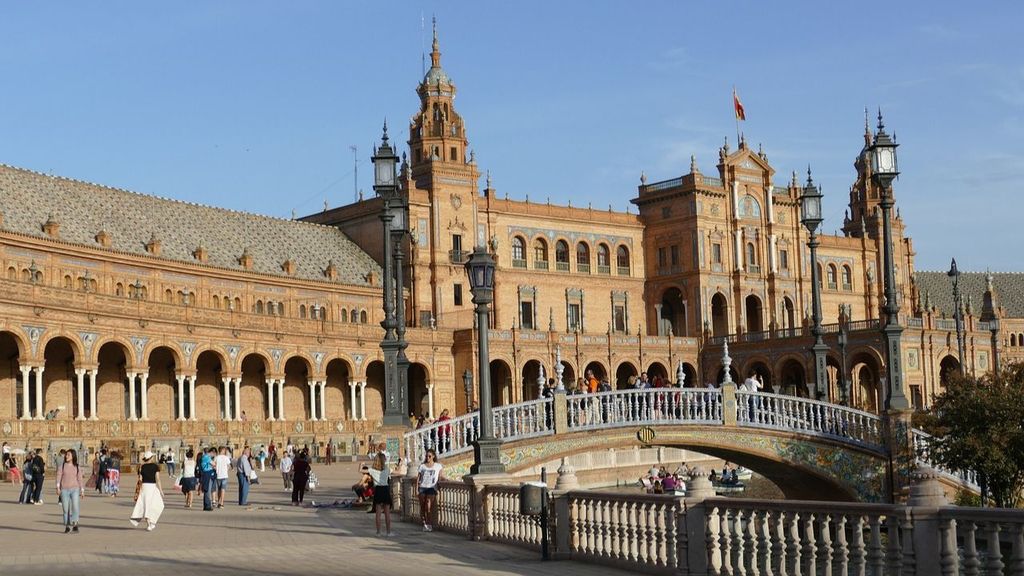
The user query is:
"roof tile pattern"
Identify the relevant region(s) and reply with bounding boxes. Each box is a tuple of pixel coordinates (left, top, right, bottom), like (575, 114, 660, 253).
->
(914, 271, 1024, 317)
(0, 164, 381, 286)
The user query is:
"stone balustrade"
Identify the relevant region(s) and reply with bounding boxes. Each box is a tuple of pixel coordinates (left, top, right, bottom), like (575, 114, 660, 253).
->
(394, 467, 1024, 576)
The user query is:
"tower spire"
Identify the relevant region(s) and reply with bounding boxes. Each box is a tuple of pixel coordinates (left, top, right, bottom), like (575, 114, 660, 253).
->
(431, 15, 441, 68)
(863, 106, 872, 147)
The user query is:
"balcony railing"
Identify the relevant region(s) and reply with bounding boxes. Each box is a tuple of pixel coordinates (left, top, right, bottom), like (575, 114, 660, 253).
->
(534, 260, 549, 271)
(597, 265, 611, 275)
(577, 263, 591, 274)
(448, 249, 469, 264)
(555, 261, 570, 272)
(746, 264, 761, 274)
(842, 283, 853, 291)
(906, 317, 924, 328)
(936, 318, 957, 331)
(511, 259, 527, 269)
(616, 266, 630, 276)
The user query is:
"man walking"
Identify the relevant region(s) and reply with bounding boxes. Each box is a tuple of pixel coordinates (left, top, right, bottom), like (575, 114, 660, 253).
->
(30, 449, 46, 504)
(279, 450, 293, 491)
(235, 446, 253, 506)
(199, 447, 216, 511)
(215, 446, 232, 509)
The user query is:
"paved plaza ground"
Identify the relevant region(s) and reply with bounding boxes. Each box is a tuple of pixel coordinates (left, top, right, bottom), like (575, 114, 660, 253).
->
(0, 463, 634, 575)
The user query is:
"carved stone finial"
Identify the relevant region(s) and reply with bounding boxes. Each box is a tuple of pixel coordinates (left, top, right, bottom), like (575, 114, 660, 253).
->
(690, 154, 698, 173)
(685, 466, 715, 500)
(640, 170, 647, 185)
(554, 458, 579, 491)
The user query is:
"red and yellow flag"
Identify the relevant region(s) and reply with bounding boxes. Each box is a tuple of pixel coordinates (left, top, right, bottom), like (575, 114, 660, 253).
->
(733, 89, 746, 121)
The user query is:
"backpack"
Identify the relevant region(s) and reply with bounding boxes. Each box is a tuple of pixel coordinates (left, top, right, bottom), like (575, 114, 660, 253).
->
(30, 458, 43, 476)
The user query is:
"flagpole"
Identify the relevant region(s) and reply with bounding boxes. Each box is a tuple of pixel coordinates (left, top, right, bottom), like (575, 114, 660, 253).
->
(733, 86, 741, 148)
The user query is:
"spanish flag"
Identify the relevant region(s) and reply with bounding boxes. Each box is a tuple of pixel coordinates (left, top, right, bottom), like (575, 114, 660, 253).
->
(733, 88, 746, 121)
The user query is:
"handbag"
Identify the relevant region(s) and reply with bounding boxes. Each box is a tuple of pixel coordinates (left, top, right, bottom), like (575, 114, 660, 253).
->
(248, 469, 259, 484)
(133, 476, 142, 502)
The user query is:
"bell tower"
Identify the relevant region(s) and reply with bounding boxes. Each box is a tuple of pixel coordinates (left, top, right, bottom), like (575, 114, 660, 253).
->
(844, 109, 887, 239)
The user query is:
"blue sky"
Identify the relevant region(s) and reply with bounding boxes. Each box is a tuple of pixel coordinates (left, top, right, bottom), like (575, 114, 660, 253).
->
(1, 2, 1020, 272)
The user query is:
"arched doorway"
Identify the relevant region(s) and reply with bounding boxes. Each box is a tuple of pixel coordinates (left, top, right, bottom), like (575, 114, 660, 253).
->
(849, 351, 882, 412)
(715, 365, 740, 386)
(324, 358, 351, 420)
(647, 362, 669, 386)
(284, 357, 311, 420)
(782, 297, 796, 336)
(680, 362, 698, 388)
(555, 361, 576, 391)
(660, 288, 687, 336)
(239, 354, 268, 422)
(521, 360, 544, 401)
(746, 361, 773, 393)
(42, 337, 76, 421)
(194, 350, 225, 421)
(0, 332, 23, 419)
(825, 356, 842, 404)
(489, 359, 513, 407)
(364, 361, 385, 421)
(711, 293, 729, 337)
(97, 341, 131, 420)
(939, 355, 961, 390)
(583, 361, 607, 387)
(148, 347, 179, 421)
(408, 363, 430, 419)
(745, 295, 763, 333)
(615, 362, 638, 389)
(778, 359, 807, 397)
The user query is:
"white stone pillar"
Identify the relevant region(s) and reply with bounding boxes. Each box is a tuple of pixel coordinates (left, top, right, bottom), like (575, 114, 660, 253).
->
(308, 380, 317, 421)
(89, 370, 98, 420)
(20, 366, 31, 420)
(267, 379, 276, 421)
(319, 381, 327, 420)
(176, 374, 185, 421)
(75, 369, 86, 420)
(139, 372, 149, 420)
(348, 380, 357, 421)
(277, 379, 286, 421)
(427, 383, 435, 420)
(222, 377, 232, 421)
(34, 366, 44, 420)
(233, 377, 242, 421)
(189, 376, 197, 421)
(358, 381, 367, 421)
(127, 371, 137, 421)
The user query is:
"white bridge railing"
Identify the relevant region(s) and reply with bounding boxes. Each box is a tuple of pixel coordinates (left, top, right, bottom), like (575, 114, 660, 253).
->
(403, 389, 978, 493)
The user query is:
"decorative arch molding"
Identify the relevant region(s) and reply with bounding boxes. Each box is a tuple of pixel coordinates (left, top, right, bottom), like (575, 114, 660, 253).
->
(92, 335, 138, 367)
(142, 340, 185, 368)
(38, 330, 86, 364)
(0, 328, 30, 360)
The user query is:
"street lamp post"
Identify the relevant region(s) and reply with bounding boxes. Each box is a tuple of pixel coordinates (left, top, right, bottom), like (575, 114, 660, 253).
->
(372, 122, 407, 426)
(838, 325, 849, 406)
(800, 169, 830, 401)
(463, 369, 473, 413)
(869, 112, 911, 411)
(947, 258, 967, 376)
(465, 247, 505, 474)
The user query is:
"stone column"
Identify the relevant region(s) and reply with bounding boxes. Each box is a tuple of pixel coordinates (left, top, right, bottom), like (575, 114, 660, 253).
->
(359, 381, 367, 421)
(75, 369, 86, 420)
(308, 380, 318, 421)
(319, 381, 327, 420)
(127, 371, 137, 421)
(348, 380, 357, 421)
(233, 377, 242, 421)
(89, 370, 98, 420)
(20, 366, 31, 420)
(188, 376, 197, 421)
(139, 372, 149, 420)
(222, 377, 232, 421)
(175, 374, 185, 421)
(427, 384, 435, 420)
(34, 366, 44, 420)
(267, 379, 276, 421)
(277, 379, 286, 421)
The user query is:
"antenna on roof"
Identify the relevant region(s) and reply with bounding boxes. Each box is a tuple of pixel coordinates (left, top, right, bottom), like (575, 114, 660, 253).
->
(420, 12, 426, 77)
(350, 145, 358, 203)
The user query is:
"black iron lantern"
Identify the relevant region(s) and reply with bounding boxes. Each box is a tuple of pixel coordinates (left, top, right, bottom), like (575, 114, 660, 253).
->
(869, 110, 899, 187)
(800, 169, 823, 234)
(465, 247, 496, 303)
(372, 121, 398, 192)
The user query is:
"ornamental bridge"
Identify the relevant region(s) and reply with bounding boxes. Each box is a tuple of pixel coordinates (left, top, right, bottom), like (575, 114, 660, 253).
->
(404, 386, 976, 503)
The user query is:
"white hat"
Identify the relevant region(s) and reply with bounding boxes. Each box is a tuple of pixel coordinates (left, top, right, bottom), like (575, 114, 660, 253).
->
(142, 451, 154, 461)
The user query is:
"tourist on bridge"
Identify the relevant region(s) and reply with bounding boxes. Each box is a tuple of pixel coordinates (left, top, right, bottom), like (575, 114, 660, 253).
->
(417, 449, 443, 532)
(130, 451, 164, 531)
(55, 448, 85, 533)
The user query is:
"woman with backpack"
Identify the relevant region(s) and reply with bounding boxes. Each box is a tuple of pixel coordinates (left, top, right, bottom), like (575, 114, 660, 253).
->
(55, 449, 86, 533)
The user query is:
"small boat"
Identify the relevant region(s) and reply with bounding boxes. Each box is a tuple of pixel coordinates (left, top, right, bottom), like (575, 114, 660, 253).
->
(735, 467, 753, 481)
(713, 481, 746, 495)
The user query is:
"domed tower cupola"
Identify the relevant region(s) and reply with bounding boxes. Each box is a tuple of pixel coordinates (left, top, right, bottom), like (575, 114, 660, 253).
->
(410, 18, 469, 171)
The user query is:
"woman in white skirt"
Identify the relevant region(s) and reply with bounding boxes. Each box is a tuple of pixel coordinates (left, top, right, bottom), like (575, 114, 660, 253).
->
(130, 451, 165, 531)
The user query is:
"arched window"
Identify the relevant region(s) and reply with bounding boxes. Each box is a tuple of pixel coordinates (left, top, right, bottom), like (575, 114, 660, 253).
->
(555, 240, 570, 271)
(1013, 334, 1018, 347)
(1019, 333, 1024, 347)
(816, 265, 823, 288)
(841, 265, 853, 290)
(256, 300, 264, 314)
(576, 242, 591, 273)
(164, 289, 173, 303)
(299, 304, 307, 319)
(511, 236, 526, 268)
(351, 308, 358, 323)
(340, 308, 348, 323)
(115, 282, 124, 297)
(63, 275, 73, 289)
(232, 297, 240, 311)
(6, 267, 15, 280)
(20, 269, 30, 282)
(745, 243, 757, 269)
(827, 264, 838, 289)
(739, 195, 762, 219)
(360, 310, 368, 323)
(533, 238, 549, 269)
(616, 246, 630, 275)
(597, 243, 610, 273)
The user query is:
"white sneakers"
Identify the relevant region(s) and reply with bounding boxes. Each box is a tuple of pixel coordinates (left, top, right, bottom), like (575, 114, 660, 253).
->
(422, 524, 433, 532)
(146, 523, 156, 531)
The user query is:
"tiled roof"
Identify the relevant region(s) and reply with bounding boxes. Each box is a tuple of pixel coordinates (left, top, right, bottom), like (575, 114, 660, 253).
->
(0, 164, 381, 286)
(914, 271, 1024, 318)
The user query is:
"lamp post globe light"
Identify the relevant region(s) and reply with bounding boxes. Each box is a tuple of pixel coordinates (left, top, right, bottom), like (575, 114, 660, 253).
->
(947, 258, 967, 376)
(465, 246, 505, 474)
(800, 169, 830, 401)
(372, 121, 408, 426)
(869, 111, 911, 411)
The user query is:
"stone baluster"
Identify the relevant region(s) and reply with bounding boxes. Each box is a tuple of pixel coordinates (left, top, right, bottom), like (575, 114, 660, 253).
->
(962, 521, 980, 576)
(867, 516, 885, 574)
(899, 514, 916, 575)
(707, 505, 723, 574)
(608, 500, 622, 561)
(600, 499, 611, 558)
(833, 513, 849, 575)
(771, 510, 786, 576)
(985, 521, 1005, 574)
(884, 515, 902, 574)
(786, 512, 801, 576)
(745, 509, 759, 576)
(801, 513, 817, 575)
(719, 508, 732, 571)
(733, 509, 747, 575)
(938, 518, 958, 576)
(1007, 523, 1024, 576)
(756, 511, 772, 576)
(850, 515, 866, 575)
(818, 513, 833, 576)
